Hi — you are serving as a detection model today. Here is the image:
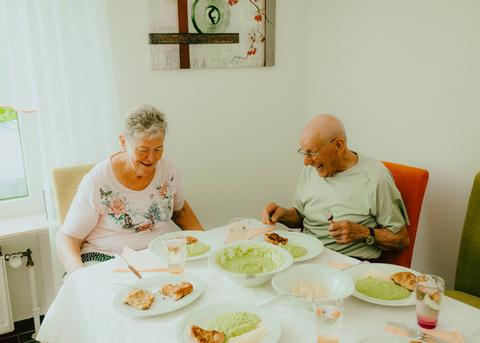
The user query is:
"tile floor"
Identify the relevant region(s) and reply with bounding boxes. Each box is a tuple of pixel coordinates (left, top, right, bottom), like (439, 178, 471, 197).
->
(0, 317, 43, 343)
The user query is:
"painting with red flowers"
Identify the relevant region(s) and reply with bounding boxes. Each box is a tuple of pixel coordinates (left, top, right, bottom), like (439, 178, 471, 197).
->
(149, 0, 275, 69)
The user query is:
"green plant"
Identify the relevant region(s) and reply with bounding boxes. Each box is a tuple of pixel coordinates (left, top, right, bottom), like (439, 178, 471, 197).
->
(0, 106, 18, 123)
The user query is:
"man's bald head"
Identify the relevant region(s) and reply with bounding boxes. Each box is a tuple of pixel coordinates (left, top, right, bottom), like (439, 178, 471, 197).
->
(301, 114, 346, 146)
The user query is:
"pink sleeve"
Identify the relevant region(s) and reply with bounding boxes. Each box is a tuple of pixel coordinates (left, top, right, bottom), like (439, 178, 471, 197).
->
(61, 174, 100, 240)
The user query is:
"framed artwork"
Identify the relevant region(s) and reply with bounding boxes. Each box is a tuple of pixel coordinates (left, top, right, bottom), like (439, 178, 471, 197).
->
(149, 0, 275, 69)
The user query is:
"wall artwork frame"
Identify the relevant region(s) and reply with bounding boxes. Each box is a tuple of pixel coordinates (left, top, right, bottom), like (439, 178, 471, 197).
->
(148, 0, 275, 70)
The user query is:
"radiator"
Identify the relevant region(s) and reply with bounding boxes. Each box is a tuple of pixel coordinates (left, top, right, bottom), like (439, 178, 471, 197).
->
(0, 256, 13, 334)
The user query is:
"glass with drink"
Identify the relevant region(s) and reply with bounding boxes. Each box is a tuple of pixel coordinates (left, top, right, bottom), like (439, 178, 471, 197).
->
(226, 218, 251, 242)
(314, 299, 344, 343)
(415, 274, 445, 329)
(164, 237, 186, 274)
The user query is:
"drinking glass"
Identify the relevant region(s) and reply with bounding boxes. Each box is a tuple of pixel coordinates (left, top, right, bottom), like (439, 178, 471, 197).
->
(415, 274, 445, 329)
(314, 299, 344, 343)
(164, 237, 186, 274)
(225, 218, 251, 242)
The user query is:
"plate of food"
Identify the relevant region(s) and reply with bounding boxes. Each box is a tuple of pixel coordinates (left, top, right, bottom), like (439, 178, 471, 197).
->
(271, 264, 354, 307)
(113, 274, 205, 317)
(359, 336, 420, 343)
(149, 230, 221, 261)
(177, 302, 281, 343)
(255, 230, 324, 262)
(343, 263, 420, 306)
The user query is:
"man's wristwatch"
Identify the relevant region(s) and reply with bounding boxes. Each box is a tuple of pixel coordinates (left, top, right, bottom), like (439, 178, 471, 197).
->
(366, 227, 375, 245)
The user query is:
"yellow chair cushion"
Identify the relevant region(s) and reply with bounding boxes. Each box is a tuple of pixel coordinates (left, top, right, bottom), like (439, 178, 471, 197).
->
(445, 289, 480, 309)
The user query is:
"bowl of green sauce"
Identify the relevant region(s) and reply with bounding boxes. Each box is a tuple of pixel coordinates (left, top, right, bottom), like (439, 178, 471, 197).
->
(209, 241, 293, 287)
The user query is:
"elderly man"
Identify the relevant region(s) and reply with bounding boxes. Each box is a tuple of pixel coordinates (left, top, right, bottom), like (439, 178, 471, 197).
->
(262, 114, 410, 259)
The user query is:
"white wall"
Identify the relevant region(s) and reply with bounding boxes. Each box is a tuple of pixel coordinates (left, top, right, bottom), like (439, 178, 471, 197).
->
(105, 0, 309, 228)
(305, 0, 480, 286)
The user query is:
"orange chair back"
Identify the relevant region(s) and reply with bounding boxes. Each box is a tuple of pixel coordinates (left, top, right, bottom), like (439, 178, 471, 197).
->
(375, 161, 429, 267)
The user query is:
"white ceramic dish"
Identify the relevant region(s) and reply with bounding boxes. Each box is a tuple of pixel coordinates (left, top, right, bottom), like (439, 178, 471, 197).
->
(209, 241, 293, 287)
(176, 302, 281, 343)
(255, 229, 324, 262)
(148, 230, 221, 261)
(343, 263, 420, 306)
(359, 336, 415, 343)
(113, 274, 205, 317)
(271, 264, 354, 307)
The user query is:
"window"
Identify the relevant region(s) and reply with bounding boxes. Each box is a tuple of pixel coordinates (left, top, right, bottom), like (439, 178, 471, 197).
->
(0, 107, 28, 200)
(0, 107, 43, 218)
(0, 3, 44, 219)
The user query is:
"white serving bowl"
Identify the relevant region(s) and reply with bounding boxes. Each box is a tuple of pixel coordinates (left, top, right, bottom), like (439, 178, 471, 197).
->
(271, 264, 354, 306)
(209, 241, 293, 287)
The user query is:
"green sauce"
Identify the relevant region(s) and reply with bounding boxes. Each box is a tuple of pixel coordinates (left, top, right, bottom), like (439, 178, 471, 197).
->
(216, 244, 284, 274)
(207, 312, 261, 341)
(281, 243, 308, 258)
(355, 277, 410, 300)
(186, 242, 210, 257)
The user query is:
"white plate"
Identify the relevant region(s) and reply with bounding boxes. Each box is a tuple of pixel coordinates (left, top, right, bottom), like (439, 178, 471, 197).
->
(113, 274, 205, 317)
(148, 230, 221, 261)
(343, 263, 420, 306)
(359, 336, 415, 343)
(271, 264, 354, 305)
(255, 229, 324, 262)
(176, 302, 282, 343)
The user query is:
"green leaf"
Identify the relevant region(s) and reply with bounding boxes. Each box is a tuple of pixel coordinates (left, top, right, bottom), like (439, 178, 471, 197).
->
(0, 107, 18, 123)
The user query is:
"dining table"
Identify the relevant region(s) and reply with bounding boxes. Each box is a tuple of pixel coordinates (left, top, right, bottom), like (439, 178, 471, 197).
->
(37, 225, 480, 343)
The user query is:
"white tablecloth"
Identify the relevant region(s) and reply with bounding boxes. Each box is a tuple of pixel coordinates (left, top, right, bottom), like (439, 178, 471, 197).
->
(38, 226, 480, 343)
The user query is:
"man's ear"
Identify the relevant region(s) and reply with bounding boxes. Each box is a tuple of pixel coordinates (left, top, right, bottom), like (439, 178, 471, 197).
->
(335, 138, 346, 153)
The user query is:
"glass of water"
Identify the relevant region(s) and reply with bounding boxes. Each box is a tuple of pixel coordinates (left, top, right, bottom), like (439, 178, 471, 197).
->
(415, 274, 445, 329)
(314, 298, 344, 343)
(226, 218, 251, 242)
(164, 237, 186, 274)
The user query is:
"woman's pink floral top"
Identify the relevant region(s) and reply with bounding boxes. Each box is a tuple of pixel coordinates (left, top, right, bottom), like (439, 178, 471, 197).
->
(61, 156, 185, 255)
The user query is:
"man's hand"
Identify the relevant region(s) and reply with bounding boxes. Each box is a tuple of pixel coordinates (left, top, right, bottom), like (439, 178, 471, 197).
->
(328, 220, 368, 244)
(261, 202, 303, 228)
(262, 202, 286, 225)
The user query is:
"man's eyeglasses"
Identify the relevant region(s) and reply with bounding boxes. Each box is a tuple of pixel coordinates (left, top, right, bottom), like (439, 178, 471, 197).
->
(297, 138, 337, 159)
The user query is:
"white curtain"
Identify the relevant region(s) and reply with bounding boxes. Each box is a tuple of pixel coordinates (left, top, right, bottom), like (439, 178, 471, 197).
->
(0, 0, 120, 288)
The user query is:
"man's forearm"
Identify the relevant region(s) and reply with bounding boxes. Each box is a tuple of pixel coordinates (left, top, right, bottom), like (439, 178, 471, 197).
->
(279, 207, 303, 228)
(357, 225, 410, 250)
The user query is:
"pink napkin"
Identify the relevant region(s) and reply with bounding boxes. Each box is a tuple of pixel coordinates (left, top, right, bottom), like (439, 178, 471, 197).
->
(384, 323, 466, 343)
(113, 247, 167, 272)
(327, 261, 353, 270)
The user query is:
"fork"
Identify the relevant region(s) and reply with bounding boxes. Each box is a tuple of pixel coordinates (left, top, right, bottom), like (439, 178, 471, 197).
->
(324, 210, 334, 222)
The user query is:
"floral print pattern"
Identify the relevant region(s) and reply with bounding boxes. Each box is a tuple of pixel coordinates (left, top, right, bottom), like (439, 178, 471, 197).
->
(99, 174, 176, 233)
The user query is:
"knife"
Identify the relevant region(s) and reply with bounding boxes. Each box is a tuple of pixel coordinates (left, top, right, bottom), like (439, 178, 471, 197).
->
(116, 254, 142, 279)
(386, 321, 449, 343)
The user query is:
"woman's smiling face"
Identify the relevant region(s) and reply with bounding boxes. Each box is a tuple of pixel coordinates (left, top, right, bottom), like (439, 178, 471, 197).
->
(122, 132, 165, 176)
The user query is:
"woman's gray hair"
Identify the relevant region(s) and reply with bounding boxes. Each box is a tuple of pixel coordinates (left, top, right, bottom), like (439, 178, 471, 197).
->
(123, 104, 168, 139)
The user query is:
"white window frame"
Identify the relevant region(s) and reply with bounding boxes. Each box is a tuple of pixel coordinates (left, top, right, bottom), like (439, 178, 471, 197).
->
(0, 110, 44, 218)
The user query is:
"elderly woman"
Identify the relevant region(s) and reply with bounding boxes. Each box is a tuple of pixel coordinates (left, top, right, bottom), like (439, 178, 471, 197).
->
(56, 105, 203, 273)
